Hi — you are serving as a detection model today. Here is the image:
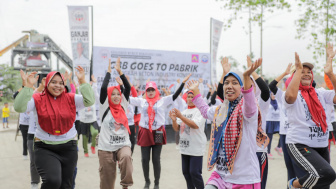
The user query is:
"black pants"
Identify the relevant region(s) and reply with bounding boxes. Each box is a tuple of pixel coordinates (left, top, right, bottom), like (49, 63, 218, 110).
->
(34, 140, 78, 189)
(181, 154, 204, 189)
(141, 145, 162, 185)
(129, 125, 136, 154)
(19, 124, 29, 156)
(287, 143, 336, 189)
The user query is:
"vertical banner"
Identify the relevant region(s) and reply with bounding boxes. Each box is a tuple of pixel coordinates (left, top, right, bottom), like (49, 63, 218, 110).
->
(68, 6, 90, 82)
(210, 18, 223, 83)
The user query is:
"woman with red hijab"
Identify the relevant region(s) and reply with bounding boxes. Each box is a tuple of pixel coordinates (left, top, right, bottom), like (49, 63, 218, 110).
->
(14, 66, 95, 189)
(284, 48, 336, 189)
(129, 74, 191, 189)
(97, 58, 133, 189)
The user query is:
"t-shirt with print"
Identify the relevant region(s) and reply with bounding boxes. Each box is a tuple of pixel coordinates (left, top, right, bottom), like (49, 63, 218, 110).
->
(19, 112, 30, 125)
(129, 95, 174, 130)
(215, 108, 260, 184)
(282, 88, 334, 148)
(126, 104, 135, 126)
(98, 111, 131, 152)
(79, 105, 97, 123)
(265, 103, 281, 122)
(2, 107, 9, 118)
(256, 97, 269, 153)
(28, 112, 38, 134)
(176, 108, 206, 156)
(275, 89, 289, 135)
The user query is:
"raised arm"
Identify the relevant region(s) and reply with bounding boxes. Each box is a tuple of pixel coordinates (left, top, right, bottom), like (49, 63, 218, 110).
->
(285, 53, 303, 104)
(172, 73, 191, 100)
(217, 57, 231, 101)
(324, 43, 336, 104)
(247, 56, 269, 101)
(76, 66, 95, 107)
(269, 63, 292, 94)
(100, 59, 112, 104)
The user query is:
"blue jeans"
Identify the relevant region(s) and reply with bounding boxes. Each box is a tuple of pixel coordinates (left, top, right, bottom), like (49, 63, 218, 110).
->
(181, 154, 204, 189)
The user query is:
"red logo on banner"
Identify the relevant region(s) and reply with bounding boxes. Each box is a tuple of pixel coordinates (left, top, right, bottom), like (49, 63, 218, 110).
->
(71, 9, 87, 24)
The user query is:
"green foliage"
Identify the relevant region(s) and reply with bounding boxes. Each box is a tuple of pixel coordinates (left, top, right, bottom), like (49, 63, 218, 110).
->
(296, 0, 336, 66)
(219, 0, 291, 30)
(0, 65, 20, 102)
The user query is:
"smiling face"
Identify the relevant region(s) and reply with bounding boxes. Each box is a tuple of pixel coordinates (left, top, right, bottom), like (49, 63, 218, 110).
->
(300, 66, 312, 86)
(146, 88, 156, 99)
(111, 88, 121, 105)
(47, 74, 64, 97)
(187, 93, 195, 107)
(223, 75, 241, 101)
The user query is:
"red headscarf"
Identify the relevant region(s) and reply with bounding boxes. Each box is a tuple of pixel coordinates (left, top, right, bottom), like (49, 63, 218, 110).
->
(299, 69, 328, 133)
(107, 86, 130, 134)
(33, 72, 76, 135)
(145, 81, 161, 132)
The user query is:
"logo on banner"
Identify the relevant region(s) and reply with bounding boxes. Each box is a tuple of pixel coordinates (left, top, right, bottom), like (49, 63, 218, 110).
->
(192, 54, 199, 63)
(201, 55, 209, 64)
(99, 49, 109, 62)
(71, 9, 87, 24)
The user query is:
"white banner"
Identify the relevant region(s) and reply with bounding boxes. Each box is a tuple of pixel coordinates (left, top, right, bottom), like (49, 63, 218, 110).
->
(68, 6, 90, 82)
(211, 18, 223, 83)
(93, 46, 211, 96)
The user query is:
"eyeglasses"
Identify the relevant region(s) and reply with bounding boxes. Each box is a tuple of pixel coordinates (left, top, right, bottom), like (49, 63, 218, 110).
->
(146, 88, 155, 92)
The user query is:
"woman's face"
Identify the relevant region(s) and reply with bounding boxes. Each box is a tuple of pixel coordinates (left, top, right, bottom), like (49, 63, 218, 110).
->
(146, 88, 156, 99)
(223, 75, 241, 101)
(300, 66, 312, 86)
(47, 74, 64, 97)
(111, 88, 121, 104)
(187, 93, 195, 107)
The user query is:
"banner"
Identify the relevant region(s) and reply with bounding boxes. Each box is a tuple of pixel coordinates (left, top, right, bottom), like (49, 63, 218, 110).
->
(68, 6, 90, 82)
(93, 46, 211, 96)
(210, 18, 223, 83)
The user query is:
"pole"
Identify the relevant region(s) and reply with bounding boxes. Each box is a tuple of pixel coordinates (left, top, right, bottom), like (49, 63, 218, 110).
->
(260, 4, 263, 76)
(210, 18, 213, 85)
(90, 6, 93, 81)
(249, 6, 252, 56)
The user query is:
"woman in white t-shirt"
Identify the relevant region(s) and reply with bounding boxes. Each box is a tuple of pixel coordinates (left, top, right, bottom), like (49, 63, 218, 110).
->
(169, 90, 207, 189)
(284, 51, 336, 189)
(188, 58, 267, 189)
(129, 74, 191, 189)
(98, 58, 133, 189)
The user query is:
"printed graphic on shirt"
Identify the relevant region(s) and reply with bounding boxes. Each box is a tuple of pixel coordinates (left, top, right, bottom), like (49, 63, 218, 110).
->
(180, 138, 190, 148)
(143, 101, 158, 127)
(308, 126, 328, 142)
(283, 109, 289, 130)
(180, 123, 190, 135)
(299, 94, 312, 122)
(108, 119, 125, 132)
(216, 149, 229, 173)
(84, 107, 93, 120)
(109, 135, 126, 144)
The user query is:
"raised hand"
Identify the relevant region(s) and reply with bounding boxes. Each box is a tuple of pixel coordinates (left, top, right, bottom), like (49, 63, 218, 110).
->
(91, 75, 97, 83)
(26, 72, 39, 89)
(294, 52, 303, 71)
(243, 58, 262, 76)
(186, 80, 200, 93)
(169, 110, 177, 122)
(64, 71, 69, 81)
(198, 78, 203, 83)
(221, 57, 231, 74)
(69, 72, 73, 84)
(115, 57, 122, 75)
(327, 43, 336, 59)
(146, 78, 150, 84)
(182, 73, 192, 83)
(107, 59, 112, 73)
(116, 77, 123, 86)
(325, 56, 334, 75)
(177, 78, 180, 84)
(247, 55, 253, 68)
(284, 63, 293, 75)
(172, 108, 182, 118)
(75, 66, 86, 85)
(20, 70, 28, 86)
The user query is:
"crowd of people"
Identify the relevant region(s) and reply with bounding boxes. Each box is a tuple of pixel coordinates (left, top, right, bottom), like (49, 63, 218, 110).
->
(7, 43, 336, 189)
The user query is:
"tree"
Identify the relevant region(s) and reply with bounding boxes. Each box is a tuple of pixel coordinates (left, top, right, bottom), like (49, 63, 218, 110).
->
(217, 0, 291, 75)
(0, 65, 20, 102)
(295, 0, 336, 72)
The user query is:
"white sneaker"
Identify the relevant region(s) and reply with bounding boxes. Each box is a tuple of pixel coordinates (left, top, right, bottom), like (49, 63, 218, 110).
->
(23, 155, 28, 160)
(31, 183, 38, 189)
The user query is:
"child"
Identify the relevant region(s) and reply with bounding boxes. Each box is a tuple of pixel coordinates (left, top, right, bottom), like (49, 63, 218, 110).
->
(2, 102, 10, 128)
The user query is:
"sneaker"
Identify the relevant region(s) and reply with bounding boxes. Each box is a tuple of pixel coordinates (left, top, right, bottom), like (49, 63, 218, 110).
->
(154, 184, 159, 189)
(288, 178, 300, 189)
(267, 153, 274, 159)
(84, 153, 89, 157)
(23, 155, 28, 160)
(91, 146, 96, 154)
(31, 183, 39, 189)
(144, 182, 150, 189)
(275, 147, 283, 156)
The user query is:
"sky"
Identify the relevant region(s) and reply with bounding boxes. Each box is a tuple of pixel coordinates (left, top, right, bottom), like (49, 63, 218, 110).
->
(0, 0, 324, 80)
